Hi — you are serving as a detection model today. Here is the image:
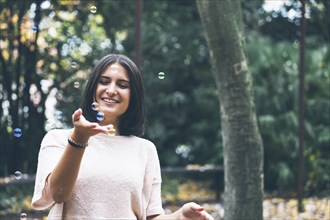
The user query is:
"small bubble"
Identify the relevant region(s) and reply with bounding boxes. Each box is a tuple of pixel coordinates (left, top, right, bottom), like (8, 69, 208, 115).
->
(293, 40, 299, 49)
(96, 112, 104, 121)
(23, 106, 29, 113)
(158, 72, 165, 79)
(20, 213, 27, 220)
(32, 25, 38, 33)
(55, 111, 63, 120)
(109, 65, 119, 73)
(90, 5, 97, 13)
(56, 92, 64, 100)
(108, 128, 116, 136)
(14, 171, 23, 180)
(71, 61, 77, 69)
(13, 128, 23, 138)
(73, 82, 80, 88)
(91, 102, 99, 111)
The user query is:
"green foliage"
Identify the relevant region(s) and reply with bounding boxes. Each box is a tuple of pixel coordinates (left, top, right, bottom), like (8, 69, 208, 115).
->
(258, 0, 329, 43)
(246, 33, 329, 193)
(0, 184, 34, 216)
(140, 0, 222, 166)
(0, 0, 328, 196)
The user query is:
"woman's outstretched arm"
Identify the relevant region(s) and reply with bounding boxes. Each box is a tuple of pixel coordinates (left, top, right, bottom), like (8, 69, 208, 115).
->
(148, 202, 214, 220)
(47, 108, 111, 203)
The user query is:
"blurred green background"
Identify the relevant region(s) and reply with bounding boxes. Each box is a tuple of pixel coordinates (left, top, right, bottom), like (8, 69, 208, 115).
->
(0, 0, 329, 218)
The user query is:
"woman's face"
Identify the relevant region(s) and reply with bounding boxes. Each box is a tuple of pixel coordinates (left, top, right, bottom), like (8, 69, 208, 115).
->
(95, 62, 131, 127)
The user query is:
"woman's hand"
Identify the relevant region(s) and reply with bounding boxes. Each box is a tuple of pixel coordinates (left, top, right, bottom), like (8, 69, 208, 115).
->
(71, 108, 112, 142)
(180, 202, 214, 220)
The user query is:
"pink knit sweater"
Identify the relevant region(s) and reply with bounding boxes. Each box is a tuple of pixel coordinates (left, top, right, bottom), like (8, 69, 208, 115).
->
(32, 129, 164, 219)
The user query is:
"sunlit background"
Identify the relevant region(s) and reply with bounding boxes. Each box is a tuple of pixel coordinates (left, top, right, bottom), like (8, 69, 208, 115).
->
(0, 0, 329, 219)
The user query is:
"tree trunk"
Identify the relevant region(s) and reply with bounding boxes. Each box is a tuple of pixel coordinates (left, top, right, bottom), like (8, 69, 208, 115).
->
(0, 0, 43, 175)
(196, 0, 264, 219)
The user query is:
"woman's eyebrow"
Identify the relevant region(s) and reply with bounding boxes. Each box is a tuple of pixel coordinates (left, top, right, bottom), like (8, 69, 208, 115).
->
(118, 79, 130, 85)
(99, 75, 130, 82)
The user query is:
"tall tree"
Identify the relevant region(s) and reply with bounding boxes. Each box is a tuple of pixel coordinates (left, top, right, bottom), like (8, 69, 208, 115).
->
(0, 0, 44, 176)
(196, 0, 264, 219)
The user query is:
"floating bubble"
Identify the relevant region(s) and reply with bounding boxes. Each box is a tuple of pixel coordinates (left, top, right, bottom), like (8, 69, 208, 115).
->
(73, 82, 80, 88)
(14, 171, 23, 180)
(13, 128, 23, 138)
(108, 128, 116, 136)
(90, 5, 97, 13)
(96, 112, 104, 121)
(20, 213, 27, 220)
(23, 106, 29, 113)
(71, 61, 77, 69)
(32, 25, 38, 33)
(158, 72, 165, 79)
(91, 102, 99, 111)
(56, 91, 64, 100)
(109, 65, 119, 73)
(55, 111, 63, 120)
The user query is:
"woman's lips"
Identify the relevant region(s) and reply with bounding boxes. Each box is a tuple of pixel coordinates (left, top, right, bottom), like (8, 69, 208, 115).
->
(101, 98, 119, 103)
(100, 98, 119, 108)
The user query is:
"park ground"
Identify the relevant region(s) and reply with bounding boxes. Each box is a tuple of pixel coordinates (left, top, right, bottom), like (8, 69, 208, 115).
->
(1, 177, 329, 219)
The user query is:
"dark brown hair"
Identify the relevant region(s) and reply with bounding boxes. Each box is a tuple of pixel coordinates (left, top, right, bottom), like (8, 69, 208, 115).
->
(80, 54, 145, 136)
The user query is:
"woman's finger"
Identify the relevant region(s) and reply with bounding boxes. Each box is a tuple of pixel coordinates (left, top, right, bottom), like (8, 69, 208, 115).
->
(189, 202, 204, 212)
(200, 210, 214, 220)
(72, 108, 82, 122)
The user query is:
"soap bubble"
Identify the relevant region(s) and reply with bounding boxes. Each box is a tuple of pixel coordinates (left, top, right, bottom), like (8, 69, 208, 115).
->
(91, 102, 99, 111)
(13, 128, 23, 138)
(55, 111, 63, 120)
(108, 128, 116, 136)
(71, 61, 77, 68)
(14, 171, 23, 180)
(90, 5, 97, 13)
(32, 25, 38, 33)
(56, 91, 64, 100)
(158, 72, 165, 79)
(20, 213, 27, 220)
(73, 82, 80, 88)
(96, 112, 104, 121)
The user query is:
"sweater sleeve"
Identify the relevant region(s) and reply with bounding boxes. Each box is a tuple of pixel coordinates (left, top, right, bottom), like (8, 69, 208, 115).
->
(31, 129, 68, 210)
(144, 141, 165, 217)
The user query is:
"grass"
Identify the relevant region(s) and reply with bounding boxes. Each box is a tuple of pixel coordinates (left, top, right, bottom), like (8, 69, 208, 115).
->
(1, 176, 329, 220)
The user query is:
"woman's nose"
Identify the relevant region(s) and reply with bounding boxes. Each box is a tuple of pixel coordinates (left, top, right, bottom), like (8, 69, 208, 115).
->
(106, 84, 117, 95)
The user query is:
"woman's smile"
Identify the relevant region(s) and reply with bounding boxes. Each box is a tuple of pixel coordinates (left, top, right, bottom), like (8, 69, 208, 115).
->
(95, 63, 131, 126)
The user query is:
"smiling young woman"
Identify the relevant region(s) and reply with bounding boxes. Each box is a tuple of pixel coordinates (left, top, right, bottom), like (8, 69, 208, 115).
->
(31, 54, 214, 220)
(94, 63, 131, 127)
(80, 54, 145, 136)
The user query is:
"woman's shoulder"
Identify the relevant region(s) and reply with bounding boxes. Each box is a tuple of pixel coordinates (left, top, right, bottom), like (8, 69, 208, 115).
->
(131, 135, 155, 147)
(40, 128, 72, 149)
(43, 128, 72, 139)
(130, 136, 159, 154)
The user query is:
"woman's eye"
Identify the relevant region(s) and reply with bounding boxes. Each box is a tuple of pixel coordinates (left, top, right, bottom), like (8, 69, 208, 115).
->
(99, 79, 108, 85)
(118, 83, 129, 88)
